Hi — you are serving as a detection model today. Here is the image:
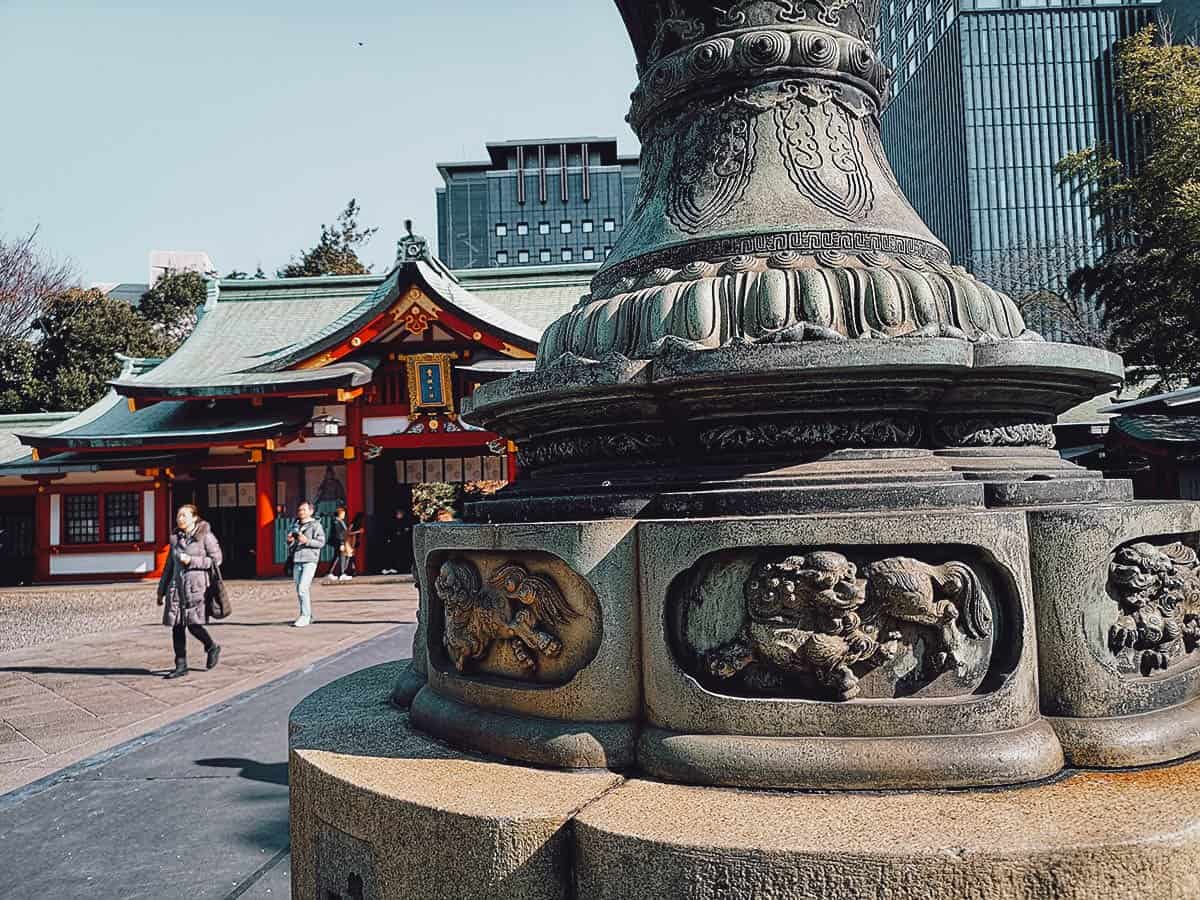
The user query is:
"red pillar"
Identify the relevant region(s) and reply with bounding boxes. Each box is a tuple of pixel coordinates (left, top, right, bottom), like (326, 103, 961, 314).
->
(345, 400, 367, 572)
(34, 487, 51, 582)
(153, 478, 171, 576)
(255, 454, 276, 578)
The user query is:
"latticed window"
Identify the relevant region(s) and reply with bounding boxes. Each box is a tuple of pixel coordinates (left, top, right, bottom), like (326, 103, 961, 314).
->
(105, 492, 142, 543)
(63, 494, 100, 545)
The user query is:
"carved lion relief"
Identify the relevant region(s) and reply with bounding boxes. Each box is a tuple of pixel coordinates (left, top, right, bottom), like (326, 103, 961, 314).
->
(1107, 540, 1200, 676)
(429, 552, 602, 684)
(673, 548, 1001, 701)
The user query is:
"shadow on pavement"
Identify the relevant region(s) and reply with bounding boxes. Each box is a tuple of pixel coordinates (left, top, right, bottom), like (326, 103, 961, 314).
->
(196, 756, 289, 786)
(213, 621, 405, 628)
(0, 665, 157, 676)
(312, 600, 410, 607)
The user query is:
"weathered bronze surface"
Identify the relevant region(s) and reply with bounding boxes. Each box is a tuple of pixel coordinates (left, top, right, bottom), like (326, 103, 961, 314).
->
(542, 0, 1037, 364)
(465, 0, 1123, 495)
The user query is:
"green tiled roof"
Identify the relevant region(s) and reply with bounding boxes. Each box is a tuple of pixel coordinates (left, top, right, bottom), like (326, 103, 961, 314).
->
(250, 260, 545, 373)
(456, 264, 593, 332)
(0, 450, 185, 477)
(18, 391, 315, 450)
(3, 257, 586, 463)
(217, 273, 384, 302)
(247, 273, 405, 373)
(110, 260, 559, 397)
(419, 260, 543, 347)
(1113, 415, 1200, 445)
(0, 412, 77, 468)
(113, 362, 374, 400)
(1103, 384, 1200, 417)
(118, 274, 388, 390)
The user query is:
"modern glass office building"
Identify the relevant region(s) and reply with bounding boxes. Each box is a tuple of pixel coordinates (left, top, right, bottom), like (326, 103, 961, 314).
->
(436, 138, 641, 270)
(878, 0, 1161, 274)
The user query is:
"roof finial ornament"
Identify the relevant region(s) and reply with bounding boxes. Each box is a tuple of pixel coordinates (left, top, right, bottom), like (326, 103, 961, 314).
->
(396, 219, 432, 266)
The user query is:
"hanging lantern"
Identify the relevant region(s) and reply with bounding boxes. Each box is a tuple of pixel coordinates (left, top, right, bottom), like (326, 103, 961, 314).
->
(310, 414, 343, 437)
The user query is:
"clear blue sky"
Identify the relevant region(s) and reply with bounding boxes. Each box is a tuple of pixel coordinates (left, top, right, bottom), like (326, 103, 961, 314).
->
(0, 1, 638, 284)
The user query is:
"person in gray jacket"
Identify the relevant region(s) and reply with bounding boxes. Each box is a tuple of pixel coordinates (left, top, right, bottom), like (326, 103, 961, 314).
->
(157, 504, 222, 677)
(287, 501, 326, 627)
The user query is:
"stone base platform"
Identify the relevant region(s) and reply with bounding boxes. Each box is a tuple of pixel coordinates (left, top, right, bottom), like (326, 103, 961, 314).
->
(292, 662, 1200, 900)
(1048, 693, 1200, 769)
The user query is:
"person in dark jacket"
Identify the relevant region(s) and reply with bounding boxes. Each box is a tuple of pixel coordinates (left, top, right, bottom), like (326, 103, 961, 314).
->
(156, 504, 222, 679)
(345, 512, 365, 578)
(326, 507, 351, 583)
(380, 507, 413, 575)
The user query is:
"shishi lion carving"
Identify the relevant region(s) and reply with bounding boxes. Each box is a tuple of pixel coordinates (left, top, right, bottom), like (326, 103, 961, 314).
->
(435, 558, 576, 675)
(706, 551, 992, 700)
(1108, 541, 1200, 675)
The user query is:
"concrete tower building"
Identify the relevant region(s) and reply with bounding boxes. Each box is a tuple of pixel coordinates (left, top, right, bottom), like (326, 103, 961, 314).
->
(436, 138, 641, 271)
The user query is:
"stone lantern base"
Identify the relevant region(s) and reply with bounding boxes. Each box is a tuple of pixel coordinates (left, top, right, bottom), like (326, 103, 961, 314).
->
(290, 661, 1200, 900)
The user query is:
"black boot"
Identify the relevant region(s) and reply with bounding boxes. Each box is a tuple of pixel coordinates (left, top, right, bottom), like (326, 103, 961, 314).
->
(206, 644, 221, 670)
(165, 658, 188, 679)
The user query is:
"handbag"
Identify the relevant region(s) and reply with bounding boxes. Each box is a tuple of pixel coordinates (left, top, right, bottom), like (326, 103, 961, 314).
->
(206, 564, 233, 619)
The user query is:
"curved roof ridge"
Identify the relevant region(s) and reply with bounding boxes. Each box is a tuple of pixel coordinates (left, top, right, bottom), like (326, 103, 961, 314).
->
(248, 271, 401, 373)
(110, 270, 384, 391)
(19, 390, 124, 441)
(245, 261, 542, 374)
(106, 253, 559, 397)
(418, 261, 541, 346)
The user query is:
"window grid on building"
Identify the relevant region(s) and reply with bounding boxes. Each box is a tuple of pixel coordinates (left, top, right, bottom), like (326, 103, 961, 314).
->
(64, 494, 101, 545)
(437, 140, 641, 270)
(104, 492, 143, 543)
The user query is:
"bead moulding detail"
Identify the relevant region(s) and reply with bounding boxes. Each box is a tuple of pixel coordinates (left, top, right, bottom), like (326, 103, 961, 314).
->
(629, 26, 889, 129)
(591, 231, 952, 299)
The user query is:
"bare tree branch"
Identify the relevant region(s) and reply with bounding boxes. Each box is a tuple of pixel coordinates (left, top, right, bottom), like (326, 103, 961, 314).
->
(972, 239, 1109, 347)
(0, 228, 75, 342)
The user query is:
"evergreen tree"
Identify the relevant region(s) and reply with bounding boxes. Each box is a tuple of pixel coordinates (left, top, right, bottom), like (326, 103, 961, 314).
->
(139, 269, 207, 350)
(0, 337, 41, 414)
(1058, 26, 1200, 390)
(33, 288, 169, 411)
(278, 199, 378, 278)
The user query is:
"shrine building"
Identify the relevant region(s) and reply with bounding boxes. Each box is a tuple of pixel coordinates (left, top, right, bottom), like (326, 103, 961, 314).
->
(0, 234, 585, 584)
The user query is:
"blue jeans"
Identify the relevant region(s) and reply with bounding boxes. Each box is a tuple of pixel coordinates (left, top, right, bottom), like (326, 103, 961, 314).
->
(294, 562, 317, 618)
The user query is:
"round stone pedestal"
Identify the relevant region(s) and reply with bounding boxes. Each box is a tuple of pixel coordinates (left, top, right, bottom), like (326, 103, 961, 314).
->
(291, 661, 1200, 900)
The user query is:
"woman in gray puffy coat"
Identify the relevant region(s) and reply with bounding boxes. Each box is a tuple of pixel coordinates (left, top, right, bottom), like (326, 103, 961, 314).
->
(157, 504, 223, 679)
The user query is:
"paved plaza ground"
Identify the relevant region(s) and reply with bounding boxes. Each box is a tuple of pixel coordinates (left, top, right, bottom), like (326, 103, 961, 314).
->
(0, 576, 417, 795)
(0, 626, 411, 899)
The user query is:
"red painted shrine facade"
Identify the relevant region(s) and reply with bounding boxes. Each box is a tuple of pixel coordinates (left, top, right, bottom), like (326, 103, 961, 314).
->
(0, 242, 546, 584)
